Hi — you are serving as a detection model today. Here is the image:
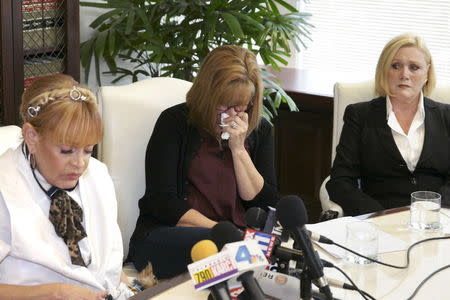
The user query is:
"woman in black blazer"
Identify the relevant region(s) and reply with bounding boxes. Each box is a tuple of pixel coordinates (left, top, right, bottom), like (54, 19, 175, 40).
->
(327, 33, 450, 216)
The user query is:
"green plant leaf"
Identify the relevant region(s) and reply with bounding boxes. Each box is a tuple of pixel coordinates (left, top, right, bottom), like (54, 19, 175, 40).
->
(80, 2, 111, 9)
(125, 9, 135, 35)
(270, 0, 297, 12)
(94, 30, 108, 58)
(80, 39, 94, 82)
(262, 105, 274, 125)
(89, 9, 121, 29)
(94, 52, 102, 86)
(108, 28, 116, 56)
(104, 55, 117, 75)
(222, 12, 244, 38)
(266, 0, 280, 14)
(206, 13, 218, 41)
(233, 12, 265, 31)
(80, 38, 94, 68)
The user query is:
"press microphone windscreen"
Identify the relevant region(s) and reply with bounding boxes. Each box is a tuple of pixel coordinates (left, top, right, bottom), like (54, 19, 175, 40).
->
(209, 221, 242, 250)
(191, 240, 219, 262)
(276, 195, 308, 229)
(245, 207, 267, 230)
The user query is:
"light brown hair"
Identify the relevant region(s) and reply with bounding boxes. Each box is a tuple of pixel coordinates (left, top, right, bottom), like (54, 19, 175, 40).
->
(20, 73, 103, 146)
(375, 33, 436, 97)
(186, 45, 263, 136)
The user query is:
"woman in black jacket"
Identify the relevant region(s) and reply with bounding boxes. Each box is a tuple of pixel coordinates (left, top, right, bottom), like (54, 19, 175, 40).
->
(129, 45, 278, 279)
(327, 33, 450, 216)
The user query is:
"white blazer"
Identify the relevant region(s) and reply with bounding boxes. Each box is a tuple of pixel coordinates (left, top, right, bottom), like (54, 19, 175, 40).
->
(0, 146, 132, 299)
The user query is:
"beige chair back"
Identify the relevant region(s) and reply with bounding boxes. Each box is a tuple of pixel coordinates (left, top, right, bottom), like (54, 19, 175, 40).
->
(97, 77, 192, 258)
(0, 125, 22, 156)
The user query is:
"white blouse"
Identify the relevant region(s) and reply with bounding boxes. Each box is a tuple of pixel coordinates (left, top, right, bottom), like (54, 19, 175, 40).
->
(386, 93, 425, 172)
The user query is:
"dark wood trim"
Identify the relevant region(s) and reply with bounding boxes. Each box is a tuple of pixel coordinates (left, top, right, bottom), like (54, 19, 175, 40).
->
(9, 0, 24, 125)
(1, 0, 15, 125)
(65, 0, 80, 82)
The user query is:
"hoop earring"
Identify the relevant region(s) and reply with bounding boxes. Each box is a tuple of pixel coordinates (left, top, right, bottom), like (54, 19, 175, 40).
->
(29, 153, 37, 170)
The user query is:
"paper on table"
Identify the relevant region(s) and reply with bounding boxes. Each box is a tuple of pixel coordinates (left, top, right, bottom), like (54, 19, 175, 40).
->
(306, 216, 409, 258)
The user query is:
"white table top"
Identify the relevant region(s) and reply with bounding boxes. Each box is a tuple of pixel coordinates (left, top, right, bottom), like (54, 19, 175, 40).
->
(135, 208, 450, 300)
(322, 208, 450, 300)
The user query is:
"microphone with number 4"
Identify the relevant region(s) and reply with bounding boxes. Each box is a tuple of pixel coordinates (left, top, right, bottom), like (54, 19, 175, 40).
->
(210, 221, 268, 300)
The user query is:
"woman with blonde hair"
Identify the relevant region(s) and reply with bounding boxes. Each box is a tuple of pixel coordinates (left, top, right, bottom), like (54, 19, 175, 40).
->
(327, 33, 450, 216)
(128, 45, 278, 279)
(0, 74, 132, 299)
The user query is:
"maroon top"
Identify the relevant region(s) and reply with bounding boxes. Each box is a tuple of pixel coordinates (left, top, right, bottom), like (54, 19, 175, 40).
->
(187, 134, 248, 227)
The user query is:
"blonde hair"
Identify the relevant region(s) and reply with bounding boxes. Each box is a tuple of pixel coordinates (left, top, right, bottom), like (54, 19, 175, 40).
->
(20, 73, 103, 146)
(375, 33, 436, 97)
(186, 45, 263, 136)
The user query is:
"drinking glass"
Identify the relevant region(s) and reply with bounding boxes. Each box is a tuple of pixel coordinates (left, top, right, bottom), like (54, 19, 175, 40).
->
(345, 221, 378, 264)
(409, 191, 441, 231)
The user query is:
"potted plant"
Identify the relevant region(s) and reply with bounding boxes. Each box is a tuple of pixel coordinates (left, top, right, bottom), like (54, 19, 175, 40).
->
(80, 0, 313, 121)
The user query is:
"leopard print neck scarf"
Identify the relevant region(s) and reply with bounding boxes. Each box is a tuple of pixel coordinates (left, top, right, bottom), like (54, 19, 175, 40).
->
(48, 187, 87, 266)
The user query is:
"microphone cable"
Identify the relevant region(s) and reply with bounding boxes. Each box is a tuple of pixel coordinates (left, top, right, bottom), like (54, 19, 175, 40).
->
(331, 236, 450, 269)
(289, 260, 375, 300)
(406, 263, 450, 300)
(330, 264, 375, 300)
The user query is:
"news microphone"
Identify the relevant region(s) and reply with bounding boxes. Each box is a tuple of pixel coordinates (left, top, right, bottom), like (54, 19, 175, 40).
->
(210, 222, 268, 300)
(307, 230, 334, 245)
(255, 269, 300, 300)
(210, 221, 243, 250)
(263, 206, 278, 234)
(188, 240, 234, 300)
(245, 207, 267, 231)
(276, 195, 333, 300)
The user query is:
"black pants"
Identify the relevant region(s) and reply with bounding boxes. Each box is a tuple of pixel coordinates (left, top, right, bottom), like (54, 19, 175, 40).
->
(129, 226, 211, 279)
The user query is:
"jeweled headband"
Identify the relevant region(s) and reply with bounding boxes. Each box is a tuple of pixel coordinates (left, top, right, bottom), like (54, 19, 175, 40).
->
(27, 86, 88, 118)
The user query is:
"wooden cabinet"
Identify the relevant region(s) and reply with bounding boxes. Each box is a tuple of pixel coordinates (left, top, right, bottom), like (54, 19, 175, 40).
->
(271, 68, 334, 223)
(0, 0, 79, 126)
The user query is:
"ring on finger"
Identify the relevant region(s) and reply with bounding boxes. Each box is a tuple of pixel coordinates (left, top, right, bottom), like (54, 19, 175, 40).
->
(231, 122, 238, 129)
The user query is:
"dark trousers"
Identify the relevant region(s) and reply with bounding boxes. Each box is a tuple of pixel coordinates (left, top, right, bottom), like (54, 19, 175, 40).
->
(129, 226, 211, 279)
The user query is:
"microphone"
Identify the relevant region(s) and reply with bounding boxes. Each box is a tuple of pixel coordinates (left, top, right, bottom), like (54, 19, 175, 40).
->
(245, 207, 267, 231)
(188, 240, 235, 300)
(307, 230, 334, 245)
(244, 209, 276, 258)
(209, 221, 243, 250)
(243, 210, 333, 270)
(254, 270, 300, 300)
(276, 195, 333, 300)
(210, 222, 268, 300)
(244, 206, 334, 245)
(263, 206, 277, 234)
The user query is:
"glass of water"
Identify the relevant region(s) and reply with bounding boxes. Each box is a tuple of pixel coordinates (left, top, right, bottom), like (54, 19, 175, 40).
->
(409, 191, 442, 231)
(345, 221, 378, 264)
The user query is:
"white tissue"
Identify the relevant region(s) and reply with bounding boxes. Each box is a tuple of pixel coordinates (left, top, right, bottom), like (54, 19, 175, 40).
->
(220, 112, 230, 140)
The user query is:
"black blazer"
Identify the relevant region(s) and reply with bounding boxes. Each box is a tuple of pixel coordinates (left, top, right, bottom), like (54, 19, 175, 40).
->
(130, 103, 278, 242)
(326, 96, 450, 216)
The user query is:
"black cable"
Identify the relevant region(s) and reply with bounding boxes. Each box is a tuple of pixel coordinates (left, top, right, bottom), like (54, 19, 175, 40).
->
(332, 265, 374, 300)
(406, 263, 450, 300)
(332, 236, 450, 269)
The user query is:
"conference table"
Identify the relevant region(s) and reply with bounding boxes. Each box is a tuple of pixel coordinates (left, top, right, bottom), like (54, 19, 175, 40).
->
(130, 207, 450, 300)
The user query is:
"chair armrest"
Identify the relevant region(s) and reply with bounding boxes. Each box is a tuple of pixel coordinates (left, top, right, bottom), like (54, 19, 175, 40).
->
(319, 175, 344, 217)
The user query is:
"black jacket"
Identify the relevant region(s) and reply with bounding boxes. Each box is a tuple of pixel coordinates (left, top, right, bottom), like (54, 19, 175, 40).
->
(130, 103, 278, 241)
(327, 97, 450, 216)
